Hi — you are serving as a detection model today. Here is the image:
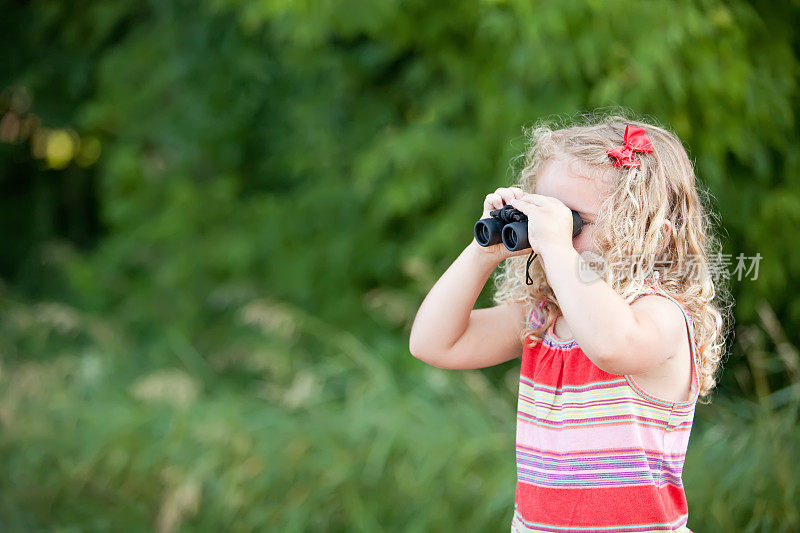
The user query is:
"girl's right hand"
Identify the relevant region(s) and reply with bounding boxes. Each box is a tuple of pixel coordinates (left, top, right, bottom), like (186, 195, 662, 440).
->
(474, 187, 532, 263)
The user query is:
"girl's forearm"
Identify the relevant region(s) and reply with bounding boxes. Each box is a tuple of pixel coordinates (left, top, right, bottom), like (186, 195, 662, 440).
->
(409, 240, 500, 359)
(540, 245, 637, 363)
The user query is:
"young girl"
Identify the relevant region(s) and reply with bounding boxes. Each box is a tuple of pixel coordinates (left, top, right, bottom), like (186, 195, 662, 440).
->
(409, 114, 730, 532)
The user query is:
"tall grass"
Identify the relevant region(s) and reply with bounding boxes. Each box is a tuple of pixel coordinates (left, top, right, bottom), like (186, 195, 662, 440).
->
(0, 290, 797, 531)
(0, 290, 516, 531)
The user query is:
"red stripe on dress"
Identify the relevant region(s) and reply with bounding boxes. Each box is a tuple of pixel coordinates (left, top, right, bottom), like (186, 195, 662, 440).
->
(515, 482, 689, 528)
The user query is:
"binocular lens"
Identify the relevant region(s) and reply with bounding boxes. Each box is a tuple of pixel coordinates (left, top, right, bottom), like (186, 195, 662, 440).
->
(474, 217, 504, 247)
(502, 221, 528, 251)
(478, 225, 491, 245)
(504, 231, 517, 249)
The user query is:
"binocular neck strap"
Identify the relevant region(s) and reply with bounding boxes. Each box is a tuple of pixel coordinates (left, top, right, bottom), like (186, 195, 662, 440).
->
(526, 249, 537, 286)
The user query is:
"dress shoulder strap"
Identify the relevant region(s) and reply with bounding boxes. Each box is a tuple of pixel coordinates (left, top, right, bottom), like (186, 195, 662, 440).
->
(632, 271, 701, 401)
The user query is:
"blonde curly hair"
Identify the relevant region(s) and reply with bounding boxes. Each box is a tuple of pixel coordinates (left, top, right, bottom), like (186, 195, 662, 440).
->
(492, 110, 734, 403)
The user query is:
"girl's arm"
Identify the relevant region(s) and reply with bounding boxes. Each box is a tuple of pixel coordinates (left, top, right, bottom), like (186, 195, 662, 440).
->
(409, 240, 527, 369)
(542, 245, 684, 375)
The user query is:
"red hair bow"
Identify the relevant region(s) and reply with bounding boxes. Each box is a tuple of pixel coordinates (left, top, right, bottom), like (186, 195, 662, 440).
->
(606, 125, 654, 169)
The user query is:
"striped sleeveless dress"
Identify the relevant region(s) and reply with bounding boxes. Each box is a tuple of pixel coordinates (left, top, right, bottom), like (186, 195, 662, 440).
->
(511, 272, 700, 533)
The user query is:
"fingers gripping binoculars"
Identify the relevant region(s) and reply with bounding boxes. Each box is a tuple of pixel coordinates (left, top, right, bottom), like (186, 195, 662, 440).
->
(474, 204, 585, 251)
(474, 205, 586, 285)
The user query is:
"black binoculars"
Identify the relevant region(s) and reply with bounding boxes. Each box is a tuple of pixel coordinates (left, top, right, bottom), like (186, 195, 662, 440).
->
(474, 204, 585, 251)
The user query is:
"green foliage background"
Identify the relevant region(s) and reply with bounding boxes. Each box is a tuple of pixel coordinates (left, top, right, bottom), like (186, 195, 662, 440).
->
(1, 0, 798, 530)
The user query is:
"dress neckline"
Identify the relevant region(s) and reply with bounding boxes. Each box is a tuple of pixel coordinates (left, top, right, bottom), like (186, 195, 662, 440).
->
(547, 315, 575, 343)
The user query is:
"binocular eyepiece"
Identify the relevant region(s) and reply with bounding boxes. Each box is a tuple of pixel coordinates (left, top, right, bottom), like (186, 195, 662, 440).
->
(474, 204, 585, 251)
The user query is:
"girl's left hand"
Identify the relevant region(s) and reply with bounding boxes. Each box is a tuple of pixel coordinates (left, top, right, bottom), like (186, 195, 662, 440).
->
(507, 194, 574, 256)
